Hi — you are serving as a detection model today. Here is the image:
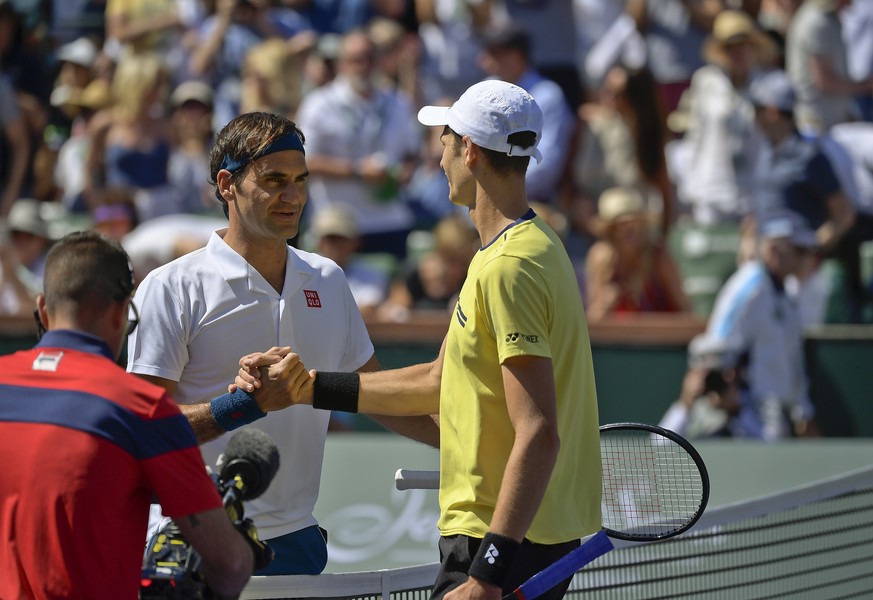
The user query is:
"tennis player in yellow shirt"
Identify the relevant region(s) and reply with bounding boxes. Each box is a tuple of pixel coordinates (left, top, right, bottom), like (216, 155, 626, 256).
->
(237, 80, 602, 600)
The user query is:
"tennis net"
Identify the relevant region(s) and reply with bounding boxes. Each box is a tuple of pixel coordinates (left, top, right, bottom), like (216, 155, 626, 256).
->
(242, 464, 873, 600)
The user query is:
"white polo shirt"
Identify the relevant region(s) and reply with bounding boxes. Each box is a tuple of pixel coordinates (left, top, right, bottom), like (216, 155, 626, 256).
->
(128, 230, 374, 540)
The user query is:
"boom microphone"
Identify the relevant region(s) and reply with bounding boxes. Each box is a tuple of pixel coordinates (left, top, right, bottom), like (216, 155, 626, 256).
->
(217, 428, 281, 504)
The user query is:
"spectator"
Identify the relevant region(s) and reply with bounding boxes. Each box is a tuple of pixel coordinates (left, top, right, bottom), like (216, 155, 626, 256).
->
(6, 198, 54, 294)
(584, 187, 689, 321)
(659, 333, 747, 439)
(0, 71, 30, 217)
(309, 205, 391, 318)
(575, 64, 674, 239)
(54, 78, 114, 213)
(168, 79, 216, 214)
(501, 0, 584, 109)
(380, 214, 478, 319)
(239, 38, 305, 117)
(0, 230, 256, 598)
(88, 52, 176, 221)
(785, 0, 873, 135)
(189, 0, 281, 130)
(750, 69, 862, 320)
(0, 238, 36, 318)
(296, 29, 418, 258)
(91, 187, 138, 242)
(49, 36, 99, 112)
(626, 0, 747, 114)
(841, 0, 873, 121)
(415, 0, 489, 102)
(705, 209, 820, 440)
(478, 23, 577, 206)
(677, 9, 775, 227)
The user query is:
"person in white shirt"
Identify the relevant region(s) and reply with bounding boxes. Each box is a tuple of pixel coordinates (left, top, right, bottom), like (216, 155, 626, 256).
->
(128, 111, 437, 575)
(295, 30, 419, 259)
(705, 209, 821, 440)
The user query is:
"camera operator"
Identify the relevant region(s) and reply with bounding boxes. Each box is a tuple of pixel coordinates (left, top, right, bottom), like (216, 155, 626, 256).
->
(0, 231, 255, 599)
(660, 333, 747, 439)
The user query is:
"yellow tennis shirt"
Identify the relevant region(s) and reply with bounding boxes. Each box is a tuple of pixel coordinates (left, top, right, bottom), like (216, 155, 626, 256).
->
(437, 214, 601, 544)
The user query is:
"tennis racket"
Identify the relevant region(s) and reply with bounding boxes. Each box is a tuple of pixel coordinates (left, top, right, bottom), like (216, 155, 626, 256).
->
(395, 422, 710, 600)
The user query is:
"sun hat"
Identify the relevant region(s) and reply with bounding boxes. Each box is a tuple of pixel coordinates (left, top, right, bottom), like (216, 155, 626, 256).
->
(417, 80, 543, 164)
(7, 199, 50, 239)
(57, 37, 98, 68)
(597, 187, 646, 224)
(311, 206, 359, 239)
(703, 10, 777, 67)
(170, 80, 214, 109)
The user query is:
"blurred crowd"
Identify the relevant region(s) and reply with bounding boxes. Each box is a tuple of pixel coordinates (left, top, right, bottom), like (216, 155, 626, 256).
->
(1, 0, 873, 437)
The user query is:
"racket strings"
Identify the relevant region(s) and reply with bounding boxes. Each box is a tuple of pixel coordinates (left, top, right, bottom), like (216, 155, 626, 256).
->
(600, 430, 705, 539)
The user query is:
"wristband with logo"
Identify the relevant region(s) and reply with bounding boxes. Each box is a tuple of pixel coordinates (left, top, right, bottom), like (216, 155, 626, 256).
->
(468, 532, 521, 589)
(210, 389, 266, 431)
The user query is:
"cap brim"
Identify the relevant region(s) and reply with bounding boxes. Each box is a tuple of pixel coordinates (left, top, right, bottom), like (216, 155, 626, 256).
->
(418, 105, 450, 127)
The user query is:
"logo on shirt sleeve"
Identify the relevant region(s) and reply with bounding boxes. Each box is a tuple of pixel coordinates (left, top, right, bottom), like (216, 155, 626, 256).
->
(304, 290, 322, 308)
(505, 332, 539, 344)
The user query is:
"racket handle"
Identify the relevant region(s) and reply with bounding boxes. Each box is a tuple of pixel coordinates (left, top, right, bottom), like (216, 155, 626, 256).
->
(505, 531, 614, 600)
(394, 469, 439, 490)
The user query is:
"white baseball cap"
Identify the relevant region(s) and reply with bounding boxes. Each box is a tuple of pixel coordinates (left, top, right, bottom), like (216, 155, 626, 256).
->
(417, 80, 543, 164)
(759, 209, 818, 248)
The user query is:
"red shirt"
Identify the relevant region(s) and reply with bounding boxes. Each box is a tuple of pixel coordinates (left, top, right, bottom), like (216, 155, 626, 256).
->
(0, 331, 222, 599)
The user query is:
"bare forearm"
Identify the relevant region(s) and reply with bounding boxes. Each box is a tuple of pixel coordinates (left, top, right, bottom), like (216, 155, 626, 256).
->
(190, 18, 230, 76)
(356, 361, 441, 416)
(180, 402, 228, 444)
(368, 414, 440, 447)
(489, 427, 559, 540)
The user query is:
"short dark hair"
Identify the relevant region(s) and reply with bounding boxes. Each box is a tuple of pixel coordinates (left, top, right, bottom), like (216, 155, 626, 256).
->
(43, 231, 134, 317)
(209, 112, 306, 212)
(445, 127, 535, 176)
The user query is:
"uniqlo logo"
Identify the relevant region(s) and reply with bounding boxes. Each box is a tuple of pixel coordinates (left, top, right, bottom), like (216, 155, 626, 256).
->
(304, 290, 322, 308)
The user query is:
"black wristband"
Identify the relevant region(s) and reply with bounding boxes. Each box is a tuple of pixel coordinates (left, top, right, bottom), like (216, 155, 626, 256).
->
(468, 532, 521, 588)
(312, 371, 360, 413)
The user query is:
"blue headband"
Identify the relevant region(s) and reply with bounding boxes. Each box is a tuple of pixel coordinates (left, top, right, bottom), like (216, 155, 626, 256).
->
(219, 131, 305, 174)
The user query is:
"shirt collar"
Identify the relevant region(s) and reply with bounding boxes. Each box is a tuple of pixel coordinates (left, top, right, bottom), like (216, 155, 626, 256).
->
(206, 229, 315, 296)
(37, 330, 115, 360)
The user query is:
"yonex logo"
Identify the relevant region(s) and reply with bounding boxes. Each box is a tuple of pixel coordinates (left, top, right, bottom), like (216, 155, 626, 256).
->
(484, 543, 499, 564)
(506, 332, 539, 343)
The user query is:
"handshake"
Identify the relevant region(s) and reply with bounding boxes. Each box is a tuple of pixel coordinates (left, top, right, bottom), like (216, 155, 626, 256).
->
(233, 347, 317, 413)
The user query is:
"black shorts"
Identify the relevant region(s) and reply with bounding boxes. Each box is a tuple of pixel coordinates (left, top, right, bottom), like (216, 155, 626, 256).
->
(431, 534, 580, 600)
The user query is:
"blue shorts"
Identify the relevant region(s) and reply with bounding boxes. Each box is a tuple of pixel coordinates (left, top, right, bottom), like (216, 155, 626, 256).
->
(256, 525, 328, 575)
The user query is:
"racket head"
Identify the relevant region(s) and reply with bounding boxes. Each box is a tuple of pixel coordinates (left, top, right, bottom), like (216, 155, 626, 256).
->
(598, 422, 709, 541)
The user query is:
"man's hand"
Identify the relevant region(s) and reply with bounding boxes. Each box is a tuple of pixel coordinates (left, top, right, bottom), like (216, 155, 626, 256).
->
(232, 347, 316, 410)
(444, 577, 502, 600)
(230, 347, 289, 393)
(230, 347, 315, 412)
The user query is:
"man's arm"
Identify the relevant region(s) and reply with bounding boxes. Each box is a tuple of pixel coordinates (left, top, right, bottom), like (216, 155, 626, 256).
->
(356, 353, 441, 448)
(174, 508, 254, 599)
(238, 339, 445, 417)
(136, 350, 311, 444)
(449, 354, 560, 599)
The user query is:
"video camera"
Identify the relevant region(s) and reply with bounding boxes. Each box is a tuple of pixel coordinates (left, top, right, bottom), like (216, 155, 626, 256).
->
(140, 428, 280, 599)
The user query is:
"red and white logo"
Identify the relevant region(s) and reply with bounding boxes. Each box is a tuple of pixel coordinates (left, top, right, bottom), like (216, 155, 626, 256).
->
(304, 290, 322, 308)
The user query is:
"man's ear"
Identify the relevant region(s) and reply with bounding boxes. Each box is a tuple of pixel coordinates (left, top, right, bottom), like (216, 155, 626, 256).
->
(461, 136, 478, 167)
(216, 169, 236, 203)
(35, 294, 48, 331)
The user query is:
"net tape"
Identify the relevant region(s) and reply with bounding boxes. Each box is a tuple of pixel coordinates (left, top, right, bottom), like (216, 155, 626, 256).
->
(242, 465, 873, 600)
